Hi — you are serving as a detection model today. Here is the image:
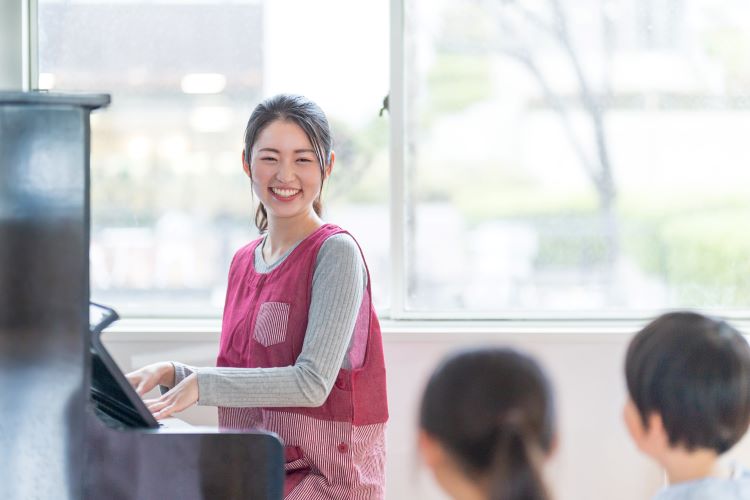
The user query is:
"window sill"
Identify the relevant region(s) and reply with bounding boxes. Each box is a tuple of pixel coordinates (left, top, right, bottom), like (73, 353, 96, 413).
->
(102, 317, 725, 344)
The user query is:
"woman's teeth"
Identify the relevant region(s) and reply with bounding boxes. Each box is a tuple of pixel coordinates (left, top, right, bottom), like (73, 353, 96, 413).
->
(271, 188, 300, 197)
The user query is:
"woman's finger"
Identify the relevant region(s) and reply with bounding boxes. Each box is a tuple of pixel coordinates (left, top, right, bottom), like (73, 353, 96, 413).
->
(146, 399, 170, 413)
(154, 404, 176, 420)
(135, 381, 148, 396)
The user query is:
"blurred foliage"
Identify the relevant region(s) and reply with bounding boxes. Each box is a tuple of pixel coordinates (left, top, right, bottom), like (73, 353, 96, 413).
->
(427, 54, 493, 117)
(456, 185, 599, 223)
(533, 215, 611, 270)
(625, 207, 750, 306)
(432, 175, 750, 304)
(326, 116, 389, 204)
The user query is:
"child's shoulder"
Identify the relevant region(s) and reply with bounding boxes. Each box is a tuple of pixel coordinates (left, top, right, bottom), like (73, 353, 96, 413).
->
(654, 470, 750, 500)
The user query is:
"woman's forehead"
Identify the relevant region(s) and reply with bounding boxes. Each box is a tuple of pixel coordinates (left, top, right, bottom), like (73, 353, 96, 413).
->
(253, 119, 314, 151)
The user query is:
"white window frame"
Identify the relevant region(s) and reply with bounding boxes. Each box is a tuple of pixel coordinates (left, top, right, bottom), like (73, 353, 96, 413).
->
(1, 0, 37, 91)
(388, 0, 407, 320)
(21, 0, 750, 323)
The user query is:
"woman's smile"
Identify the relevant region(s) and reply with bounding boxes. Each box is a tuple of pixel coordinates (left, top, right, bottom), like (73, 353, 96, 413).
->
(270, 187, 302, 201)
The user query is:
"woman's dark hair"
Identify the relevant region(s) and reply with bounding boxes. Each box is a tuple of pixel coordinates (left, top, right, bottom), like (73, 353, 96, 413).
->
(625, 311, 750, 453)
(419, 348, 556, 500)
(243, 94, 333, 232)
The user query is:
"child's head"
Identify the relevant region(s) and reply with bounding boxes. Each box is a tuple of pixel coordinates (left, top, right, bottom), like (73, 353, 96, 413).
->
(419, 348, 556, 500)
(624, 311, 750, 459)
(242, 94, 333, 232)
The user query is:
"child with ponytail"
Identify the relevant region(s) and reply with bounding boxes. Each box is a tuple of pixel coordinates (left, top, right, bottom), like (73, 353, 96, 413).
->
(418, 348, 557, 500)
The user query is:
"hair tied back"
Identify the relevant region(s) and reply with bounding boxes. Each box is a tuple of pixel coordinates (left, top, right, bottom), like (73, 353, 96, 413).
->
(499, 409, 525, 428)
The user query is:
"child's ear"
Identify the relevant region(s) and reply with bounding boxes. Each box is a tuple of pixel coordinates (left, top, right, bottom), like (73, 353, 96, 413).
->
(546, 432, 560, 461)
(623, 398, 668, 457)
(644, 412, 670, 452)
(624, 398, 648, 450)
(418, 429, 446, 469)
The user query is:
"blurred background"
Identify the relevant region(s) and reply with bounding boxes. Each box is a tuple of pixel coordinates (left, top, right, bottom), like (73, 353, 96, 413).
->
(38, 0, 750, 318)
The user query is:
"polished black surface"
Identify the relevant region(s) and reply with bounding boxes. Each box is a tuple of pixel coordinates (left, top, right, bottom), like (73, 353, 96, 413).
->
(0, 91, 111, 108)
(85, 413, 284, 500)
(1, 92, 283, 499)
(1, 93, 98, 500)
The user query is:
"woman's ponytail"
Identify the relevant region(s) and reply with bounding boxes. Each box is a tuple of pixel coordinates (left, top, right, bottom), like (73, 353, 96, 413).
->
(489, 414, 550, 500)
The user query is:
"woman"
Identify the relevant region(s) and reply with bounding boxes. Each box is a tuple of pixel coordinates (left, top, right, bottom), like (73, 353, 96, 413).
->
(127, 94, 388, 499)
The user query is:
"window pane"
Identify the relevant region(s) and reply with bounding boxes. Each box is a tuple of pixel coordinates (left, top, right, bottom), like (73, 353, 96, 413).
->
(405, 0, 750, 313)
(39, 0, 389, 316)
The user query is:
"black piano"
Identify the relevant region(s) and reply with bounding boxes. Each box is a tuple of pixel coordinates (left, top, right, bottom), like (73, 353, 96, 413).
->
(0, 92, 283, 500)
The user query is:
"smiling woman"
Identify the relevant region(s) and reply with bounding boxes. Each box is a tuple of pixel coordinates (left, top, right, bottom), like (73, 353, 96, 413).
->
(126, 94, 389, 499)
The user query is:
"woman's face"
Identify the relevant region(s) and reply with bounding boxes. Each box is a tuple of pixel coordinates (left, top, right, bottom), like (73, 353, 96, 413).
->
(245, 119, 330, 224)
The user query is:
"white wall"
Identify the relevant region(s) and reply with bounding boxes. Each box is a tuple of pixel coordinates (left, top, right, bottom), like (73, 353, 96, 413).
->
(103, 324, 750, 500)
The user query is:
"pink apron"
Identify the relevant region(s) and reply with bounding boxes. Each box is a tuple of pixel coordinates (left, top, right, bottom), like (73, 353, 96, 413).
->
(216, 224, 388, 499)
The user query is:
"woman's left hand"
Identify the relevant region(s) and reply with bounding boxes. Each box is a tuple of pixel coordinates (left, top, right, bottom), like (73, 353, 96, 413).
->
(143, 373, 199, 420)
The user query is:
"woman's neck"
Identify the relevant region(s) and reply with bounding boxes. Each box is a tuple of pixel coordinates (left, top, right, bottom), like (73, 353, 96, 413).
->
(263, 211, 323, 263)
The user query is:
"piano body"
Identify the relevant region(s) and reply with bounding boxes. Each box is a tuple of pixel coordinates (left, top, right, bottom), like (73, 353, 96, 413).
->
(0, 92, 283, 500)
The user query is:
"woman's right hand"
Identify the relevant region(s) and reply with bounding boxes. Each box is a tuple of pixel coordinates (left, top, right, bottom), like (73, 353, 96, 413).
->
(125, 362, 175, 397)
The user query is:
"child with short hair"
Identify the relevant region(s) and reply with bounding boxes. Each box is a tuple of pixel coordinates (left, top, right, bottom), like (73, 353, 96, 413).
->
(418, 348, 557, 500)
(624, 311, 750, 499)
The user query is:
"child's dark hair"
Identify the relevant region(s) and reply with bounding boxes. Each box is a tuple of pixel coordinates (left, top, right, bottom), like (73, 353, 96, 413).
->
(419, 348, 555, 500)
(625, 311, 750, 453)
(243, 94, 333, 232)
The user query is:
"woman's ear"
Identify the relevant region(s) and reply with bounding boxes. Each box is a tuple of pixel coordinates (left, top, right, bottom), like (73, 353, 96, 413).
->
(324, 150, 335, 179)
(241, 150, 251, 178)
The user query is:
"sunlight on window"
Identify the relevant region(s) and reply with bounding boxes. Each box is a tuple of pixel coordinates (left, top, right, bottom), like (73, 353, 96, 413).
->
(38, 0, 389, 316)
(404, 0, 750, 314)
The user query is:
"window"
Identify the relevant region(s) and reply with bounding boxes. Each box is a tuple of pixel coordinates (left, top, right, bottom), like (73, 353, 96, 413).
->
(400, 0, 750, 316)
(38, 0, 750, 318)
(38, 0, 389, 316)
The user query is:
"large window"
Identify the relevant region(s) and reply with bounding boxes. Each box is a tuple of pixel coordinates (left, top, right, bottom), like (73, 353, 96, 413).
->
(401, 0, 750, 316)
(38, 0, 389, 316)
(38, 0, 750, 318)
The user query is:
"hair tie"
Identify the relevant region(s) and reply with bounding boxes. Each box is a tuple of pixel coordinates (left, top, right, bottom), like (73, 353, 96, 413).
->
(499, 409, 526, 430)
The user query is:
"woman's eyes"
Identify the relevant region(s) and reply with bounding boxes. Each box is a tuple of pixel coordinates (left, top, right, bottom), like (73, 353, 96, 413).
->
(259, 156, 314, 164)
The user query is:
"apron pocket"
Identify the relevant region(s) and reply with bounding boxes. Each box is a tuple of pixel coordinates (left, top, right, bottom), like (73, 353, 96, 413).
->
(253, 301, 290, 347)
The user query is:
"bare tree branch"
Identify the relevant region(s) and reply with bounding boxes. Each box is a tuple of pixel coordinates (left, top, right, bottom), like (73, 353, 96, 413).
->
(493, 3, 602, 189)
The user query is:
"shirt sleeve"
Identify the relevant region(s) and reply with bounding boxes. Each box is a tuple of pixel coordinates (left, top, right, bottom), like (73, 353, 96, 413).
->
(193, 233, 366, 408)
(164, 362, 194, 391)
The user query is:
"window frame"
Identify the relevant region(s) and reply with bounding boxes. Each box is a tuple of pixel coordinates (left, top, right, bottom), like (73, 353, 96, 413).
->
(26, 0, 750, 322)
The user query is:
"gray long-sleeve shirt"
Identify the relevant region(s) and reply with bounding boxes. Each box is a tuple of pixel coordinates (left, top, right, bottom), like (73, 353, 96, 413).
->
(171, 232, 367, 408)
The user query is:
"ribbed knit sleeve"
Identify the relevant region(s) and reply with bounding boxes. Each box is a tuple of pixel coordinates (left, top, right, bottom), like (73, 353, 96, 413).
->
(181, 233, 366, 408)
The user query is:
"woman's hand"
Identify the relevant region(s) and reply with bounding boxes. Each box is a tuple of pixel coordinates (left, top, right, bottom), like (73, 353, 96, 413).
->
(125, 362, 175, 397)
(143, 373, 199, 420)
